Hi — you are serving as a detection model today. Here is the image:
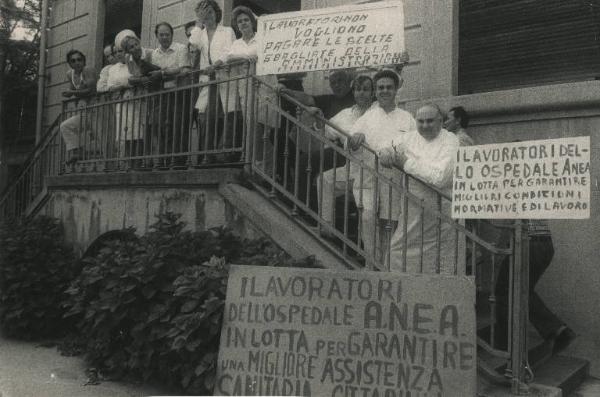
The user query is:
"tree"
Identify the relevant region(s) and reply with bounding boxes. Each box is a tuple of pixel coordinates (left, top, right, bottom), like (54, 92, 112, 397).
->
(0, 0, 41, 189)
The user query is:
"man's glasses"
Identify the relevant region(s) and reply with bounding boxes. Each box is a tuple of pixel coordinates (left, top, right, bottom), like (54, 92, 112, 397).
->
(377, 85, 395, 90)
(69, 57, 84, 63)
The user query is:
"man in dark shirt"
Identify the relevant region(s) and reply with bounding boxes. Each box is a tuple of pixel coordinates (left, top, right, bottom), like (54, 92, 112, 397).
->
(281, 69, 356, 119)
(314, 69, 356, 119)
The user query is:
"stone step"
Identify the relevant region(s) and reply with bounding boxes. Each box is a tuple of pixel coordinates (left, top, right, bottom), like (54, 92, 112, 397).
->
(219, 182, 352, 270)
(534, 355, 590, 396)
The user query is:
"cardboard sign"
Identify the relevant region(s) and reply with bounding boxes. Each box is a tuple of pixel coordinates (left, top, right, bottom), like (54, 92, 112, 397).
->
(256, 1, 405, 75)
(452, 137, 590, 219)
(215, 265, 476, 396)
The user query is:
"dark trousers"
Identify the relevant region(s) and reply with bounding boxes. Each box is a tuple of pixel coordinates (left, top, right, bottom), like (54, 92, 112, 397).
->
(494, 236, 564, 348)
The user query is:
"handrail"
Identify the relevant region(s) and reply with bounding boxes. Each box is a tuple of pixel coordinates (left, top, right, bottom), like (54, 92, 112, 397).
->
(0, 62, 527, 390)
(253, 88, 511, 256)
(251, 74, 514, 257)
(0, 114, 61, 200)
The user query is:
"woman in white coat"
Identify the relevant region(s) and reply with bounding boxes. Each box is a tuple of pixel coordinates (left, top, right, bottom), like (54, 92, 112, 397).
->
(225, 6, 279, 168)
(188, 0, 237, 155)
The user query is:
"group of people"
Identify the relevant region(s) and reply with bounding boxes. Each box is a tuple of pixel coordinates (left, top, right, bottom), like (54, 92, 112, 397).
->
(59, 0, 478, 272)
(57, 0, 574, 353)
(60, 0, 274, 164)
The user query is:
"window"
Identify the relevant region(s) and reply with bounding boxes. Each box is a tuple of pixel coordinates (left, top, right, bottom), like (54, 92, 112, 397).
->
(459, 0, 600, 94)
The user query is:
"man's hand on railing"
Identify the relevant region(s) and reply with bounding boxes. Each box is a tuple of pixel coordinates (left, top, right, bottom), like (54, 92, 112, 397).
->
(348, 133, 366, 151)
(379, 146, 408, 169)
(304, 106, 325, 130)
(147, 70, 163, 80)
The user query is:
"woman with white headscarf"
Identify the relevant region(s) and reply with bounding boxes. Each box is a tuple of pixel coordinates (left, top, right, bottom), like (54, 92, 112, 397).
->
(111, 30, 152, 163)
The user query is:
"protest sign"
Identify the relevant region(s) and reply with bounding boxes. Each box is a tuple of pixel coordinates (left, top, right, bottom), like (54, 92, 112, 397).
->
(256, 1, 405, 75)
(215, 265, 476, 396)
(452, 137, 590, 219)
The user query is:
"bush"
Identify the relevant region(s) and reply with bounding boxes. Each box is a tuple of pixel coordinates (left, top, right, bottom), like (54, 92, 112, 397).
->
(0, 216, 77, 339)
(64, 212, 318, 394)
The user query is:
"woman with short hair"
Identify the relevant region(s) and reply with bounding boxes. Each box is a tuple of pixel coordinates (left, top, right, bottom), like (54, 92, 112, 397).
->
(225, 6, 280, 166)
(188, 0, 236, 154)
(60, 50, 97, 164)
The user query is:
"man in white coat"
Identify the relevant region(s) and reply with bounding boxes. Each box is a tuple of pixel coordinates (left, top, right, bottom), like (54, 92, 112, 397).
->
(380, 104, 459, 274)
(347, 69, 416, 266)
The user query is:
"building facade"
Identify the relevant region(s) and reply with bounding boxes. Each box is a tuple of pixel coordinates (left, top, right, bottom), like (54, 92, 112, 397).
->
(43, 0, 600, 375)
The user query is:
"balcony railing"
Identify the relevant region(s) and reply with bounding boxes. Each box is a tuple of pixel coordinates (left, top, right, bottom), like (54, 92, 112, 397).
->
(0, 60, 531, 394)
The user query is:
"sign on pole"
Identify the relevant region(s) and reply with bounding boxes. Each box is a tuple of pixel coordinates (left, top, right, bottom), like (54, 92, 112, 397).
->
(256, 1, 405, 75)
(452, 137, 591, 219)
(215, 265, 477, 396)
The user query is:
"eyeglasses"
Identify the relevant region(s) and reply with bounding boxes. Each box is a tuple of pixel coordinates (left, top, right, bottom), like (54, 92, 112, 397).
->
(376, 84, 395, 90)
(69, 57, 84, 63)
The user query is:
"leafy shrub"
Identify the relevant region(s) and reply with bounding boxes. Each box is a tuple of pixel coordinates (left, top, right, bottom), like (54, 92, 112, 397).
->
(0, 216, 77, 339)
(64, 212, 318, 394)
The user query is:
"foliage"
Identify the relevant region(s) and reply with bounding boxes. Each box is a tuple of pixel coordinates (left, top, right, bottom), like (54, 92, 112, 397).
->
(63, 212, 318, 394)
(1, 0, 41, 168)
(0, 215, 77, 339)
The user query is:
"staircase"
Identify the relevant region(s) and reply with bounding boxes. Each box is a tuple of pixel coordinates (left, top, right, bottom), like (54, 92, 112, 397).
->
(0, 63, 590, 396)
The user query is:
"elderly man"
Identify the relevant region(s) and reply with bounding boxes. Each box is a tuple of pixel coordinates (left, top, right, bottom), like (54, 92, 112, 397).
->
(444, 105, 474, 146)
(346, 69, 416, 265)
(380, 104, 459, 274)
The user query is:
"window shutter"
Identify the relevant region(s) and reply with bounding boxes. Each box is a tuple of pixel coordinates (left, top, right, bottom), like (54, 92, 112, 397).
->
(459, 0, 600, 94)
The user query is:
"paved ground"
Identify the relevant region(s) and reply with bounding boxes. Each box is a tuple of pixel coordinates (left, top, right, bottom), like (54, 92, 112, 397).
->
(0, 335, 171, 397)
(0, 330, 597, 397)
(569, 376, 600, 397)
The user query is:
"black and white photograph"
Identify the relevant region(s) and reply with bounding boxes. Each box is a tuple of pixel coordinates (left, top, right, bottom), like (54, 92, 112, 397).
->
(0, 0, 597, 396)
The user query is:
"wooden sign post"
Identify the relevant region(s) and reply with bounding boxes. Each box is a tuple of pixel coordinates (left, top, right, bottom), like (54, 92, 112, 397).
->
(215, 265, 477, 396)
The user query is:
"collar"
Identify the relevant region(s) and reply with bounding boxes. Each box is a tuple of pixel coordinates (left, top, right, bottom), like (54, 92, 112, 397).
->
(243, 35, 256, 44)
(157, 43, 178, 54)
(375, 101, 398, 114)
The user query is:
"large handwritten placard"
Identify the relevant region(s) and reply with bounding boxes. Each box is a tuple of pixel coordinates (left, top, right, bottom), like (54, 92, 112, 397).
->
(256, 1, 405, 75)
(215, 265, 476, 396)
(452, 137, 591, 219)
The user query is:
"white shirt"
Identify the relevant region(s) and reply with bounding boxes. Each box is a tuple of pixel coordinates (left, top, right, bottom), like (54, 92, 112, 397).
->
(151, 42, 190, 88)
(350, 103, 417, 151)
(96, 65, 112, 93)
(189, 25, 235, 68)
(389, 129, 459, 274)
(151, 42, 190, 70)
(227, 36, 258, 61)
(349, 104, 416, 219)
(325, 105, 367, 142)
(399, 128, 459, 192)
(106, 62, 131, 90)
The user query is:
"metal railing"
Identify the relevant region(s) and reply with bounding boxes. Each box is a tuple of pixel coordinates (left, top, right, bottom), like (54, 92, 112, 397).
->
(0, 60, 530, 393)
(0, 115, 63, 219)
(244, 74, 530, 393)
